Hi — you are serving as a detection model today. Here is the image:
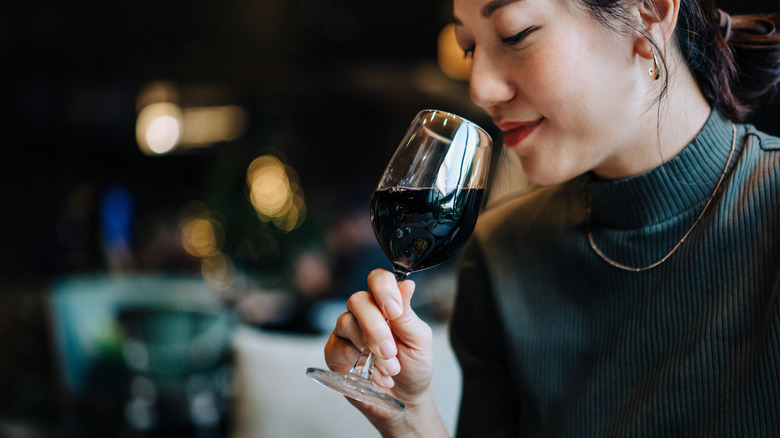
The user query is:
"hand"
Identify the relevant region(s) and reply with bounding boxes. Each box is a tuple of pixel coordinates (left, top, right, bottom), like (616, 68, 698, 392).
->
(324, 268, 434, 422)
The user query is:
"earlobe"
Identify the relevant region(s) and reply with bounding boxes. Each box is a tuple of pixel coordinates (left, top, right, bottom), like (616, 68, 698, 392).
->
(634, 37, 655, 61)
(633, 37, 661, 79)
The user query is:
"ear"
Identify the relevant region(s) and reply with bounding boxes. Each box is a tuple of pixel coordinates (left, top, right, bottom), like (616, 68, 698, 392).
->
(633, 0, 680, 60)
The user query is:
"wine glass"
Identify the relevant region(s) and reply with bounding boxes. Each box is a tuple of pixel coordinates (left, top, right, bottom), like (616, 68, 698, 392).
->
(306, 109, 492, 411)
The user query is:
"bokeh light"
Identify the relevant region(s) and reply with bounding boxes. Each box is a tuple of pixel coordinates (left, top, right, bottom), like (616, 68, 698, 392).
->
(438, 23, 472, 81)
(177, 202, 236, 290)
(135, 82, 247, 155)
(136, 102, 183, 155)
(146, 116, 181, 152)
(246, 155, 306, 232)
(180, 105, 247, 147)
(180, 217, 224, 259)
(248, 156, 291, 215)
(201, 252, 237, 291)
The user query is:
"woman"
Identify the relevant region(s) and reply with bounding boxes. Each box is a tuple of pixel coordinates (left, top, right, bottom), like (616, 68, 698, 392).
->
(323, 0, 780, 435)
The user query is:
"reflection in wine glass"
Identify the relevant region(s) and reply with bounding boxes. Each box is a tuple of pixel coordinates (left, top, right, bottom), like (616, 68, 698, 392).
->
(306, 109, 492, 411)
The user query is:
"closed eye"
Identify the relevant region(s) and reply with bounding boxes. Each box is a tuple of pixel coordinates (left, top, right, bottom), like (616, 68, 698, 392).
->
(502, 25, 537, 46)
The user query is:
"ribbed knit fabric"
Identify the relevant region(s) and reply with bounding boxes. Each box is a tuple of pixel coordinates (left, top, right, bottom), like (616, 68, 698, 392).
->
(450, 111, 780, 437)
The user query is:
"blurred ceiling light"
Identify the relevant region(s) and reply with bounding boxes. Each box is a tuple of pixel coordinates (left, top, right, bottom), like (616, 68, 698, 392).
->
(438, 23, 472, 81)
(246, 155, 306, 231)
(273, 191, 306, 232)
(135, 81, 247, 155)
(248, 155, 290, 216)
(181, 105, 247, 147)
(180, 217, 224, 258)
(201, 252, 236, 291)
(136, 102, 183, 155)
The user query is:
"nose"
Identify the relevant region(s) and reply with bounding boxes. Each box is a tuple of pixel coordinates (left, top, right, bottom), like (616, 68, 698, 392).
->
(469, 50, 516, 110)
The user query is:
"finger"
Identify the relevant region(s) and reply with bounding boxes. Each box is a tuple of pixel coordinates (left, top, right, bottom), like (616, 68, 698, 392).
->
(325, 311, 366, 372)
(387, 280, 431, 349)
(373, 356, 401, 377)
(324, 331, 360, 372)
(345, 292, 397, 360)
(372, 372, 395, 389)
(366, 269, 405, 320)
(399, 278, 415, 310)
(333, 311, 366, 352)
(346, 291, 397, 360)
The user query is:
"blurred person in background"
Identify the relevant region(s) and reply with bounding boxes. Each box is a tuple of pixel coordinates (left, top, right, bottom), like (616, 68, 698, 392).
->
(289, 188, 391, 333)
(322, 0, 780, 436)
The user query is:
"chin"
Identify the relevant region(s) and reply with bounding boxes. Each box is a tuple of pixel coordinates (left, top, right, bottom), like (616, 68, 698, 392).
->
(519, 160, 579, 187)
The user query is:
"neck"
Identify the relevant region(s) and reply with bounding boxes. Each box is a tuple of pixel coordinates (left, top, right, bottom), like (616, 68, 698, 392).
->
(593, 51, 712, 181)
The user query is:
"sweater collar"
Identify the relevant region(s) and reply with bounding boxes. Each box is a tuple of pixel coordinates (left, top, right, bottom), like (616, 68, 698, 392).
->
(587, 111, 736, 229)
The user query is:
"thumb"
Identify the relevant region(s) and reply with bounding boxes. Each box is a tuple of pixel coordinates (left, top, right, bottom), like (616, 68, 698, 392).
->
(387, 280, 430, 348)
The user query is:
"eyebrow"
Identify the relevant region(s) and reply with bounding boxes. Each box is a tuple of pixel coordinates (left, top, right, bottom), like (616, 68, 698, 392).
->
(452, 0, 522, 25)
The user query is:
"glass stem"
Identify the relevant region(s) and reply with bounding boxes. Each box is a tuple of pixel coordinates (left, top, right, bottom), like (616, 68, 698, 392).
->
(349, 350, 375, 380)
(348, 270, 409, 380)
(393, 269, 410, 282)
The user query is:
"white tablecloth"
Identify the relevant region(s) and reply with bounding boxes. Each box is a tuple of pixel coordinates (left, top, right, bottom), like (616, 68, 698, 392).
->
(232, 324, 462, 437)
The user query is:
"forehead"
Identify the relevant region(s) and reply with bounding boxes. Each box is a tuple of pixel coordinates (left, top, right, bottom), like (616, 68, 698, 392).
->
(453, 0, 588, 28)
(452, 0, 531, 24)
(452, 0, 523, 19)
(480, 0, 523, 17)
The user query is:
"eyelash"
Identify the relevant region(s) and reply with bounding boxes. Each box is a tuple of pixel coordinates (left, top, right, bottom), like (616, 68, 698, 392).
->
(502, 25, 536, 46)
(462, 25, 536, 59)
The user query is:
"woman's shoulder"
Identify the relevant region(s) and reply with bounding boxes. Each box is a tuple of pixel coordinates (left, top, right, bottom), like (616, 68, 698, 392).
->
(744, 123, 780, 152)
(737, 122, 780, 183)
(726, 122, 780, 216)
(474, 177, 589, 242)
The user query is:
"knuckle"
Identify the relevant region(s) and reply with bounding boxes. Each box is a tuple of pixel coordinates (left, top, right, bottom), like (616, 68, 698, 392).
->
(334, 312, 363, 343)
(324, 333, 360, 371)
(367, 268, 391, 284)
(346, 290, 371, 309)
(367, 268, 384, 279)
(336, 310, 354, 328)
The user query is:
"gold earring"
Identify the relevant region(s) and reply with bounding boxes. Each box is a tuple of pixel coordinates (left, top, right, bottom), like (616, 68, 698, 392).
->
(648, 52, 660, 80)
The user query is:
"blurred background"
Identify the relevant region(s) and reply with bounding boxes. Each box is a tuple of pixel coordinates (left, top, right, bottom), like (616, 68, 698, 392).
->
(2, 0, 493, 437)
(1, 0, 777, 437)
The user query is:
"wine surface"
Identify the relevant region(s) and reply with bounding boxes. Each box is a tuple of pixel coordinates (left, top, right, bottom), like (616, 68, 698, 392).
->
(370, 187, 484, 275)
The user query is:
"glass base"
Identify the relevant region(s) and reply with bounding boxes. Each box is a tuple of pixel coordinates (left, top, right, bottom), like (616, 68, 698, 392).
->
(306, 367, 406, 411)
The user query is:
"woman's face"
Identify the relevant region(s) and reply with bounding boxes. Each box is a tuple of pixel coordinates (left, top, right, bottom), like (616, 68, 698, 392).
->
(453, 0, 652, 185)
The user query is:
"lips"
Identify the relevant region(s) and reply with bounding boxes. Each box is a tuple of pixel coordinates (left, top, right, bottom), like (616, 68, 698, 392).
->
(497, 118, 544, 148)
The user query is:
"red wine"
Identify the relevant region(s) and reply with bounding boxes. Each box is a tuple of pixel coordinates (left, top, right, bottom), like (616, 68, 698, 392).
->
(370, 187, 484, 275)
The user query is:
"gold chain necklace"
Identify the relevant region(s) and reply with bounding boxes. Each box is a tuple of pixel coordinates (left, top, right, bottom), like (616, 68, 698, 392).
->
(586, 123, 736, 272)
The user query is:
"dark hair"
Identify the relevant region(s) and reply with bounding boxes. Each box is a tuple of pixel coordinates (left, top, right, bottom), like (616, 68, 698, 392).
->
(581, 0, 780, 122)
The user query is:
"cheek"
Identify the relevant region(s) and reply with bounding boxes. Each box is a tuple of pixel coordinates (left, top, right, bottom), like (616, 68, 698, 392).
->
(524, 48, 594, 136)
(533, 36, 634, 137)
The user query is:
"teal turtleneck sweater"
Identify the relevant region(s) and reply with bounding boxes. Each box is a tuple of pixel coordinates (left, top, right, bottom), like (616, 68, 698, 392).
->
(451, 111, 780, 437)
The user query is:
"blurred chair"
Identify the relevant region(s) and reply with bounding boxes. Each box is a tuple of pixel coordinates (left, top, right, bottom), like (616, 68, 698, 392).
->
(48, 275, 235, 437)
(117, 306, 234, 436)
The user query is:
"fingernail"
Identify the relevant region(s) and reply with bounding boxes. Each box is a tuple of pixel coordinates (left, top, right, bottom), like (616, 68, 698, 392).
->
(386, 357, 401, 375)
(374, 374, 395, 389)
(384, 300, 402, 319)
(379, 339, 397, 358)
